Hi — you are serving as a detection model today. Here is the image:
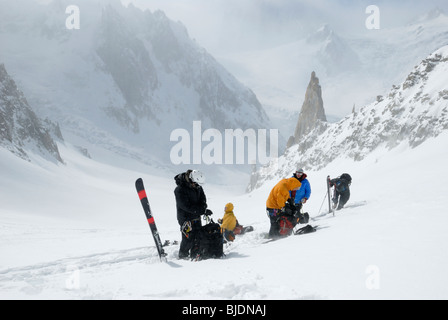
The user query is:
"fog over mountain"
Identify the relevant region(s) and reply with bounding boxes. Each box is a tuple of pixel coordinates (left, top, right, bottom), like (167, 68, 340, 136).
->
(123, 2, 448, 117)
(0, 0, 274, 178)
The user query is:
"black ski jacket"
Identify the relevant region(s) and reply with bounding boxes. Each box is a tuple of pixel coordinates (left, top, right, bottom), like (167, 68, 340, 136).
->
(330, 177, 350, 194)
(174, 173, 207, 226)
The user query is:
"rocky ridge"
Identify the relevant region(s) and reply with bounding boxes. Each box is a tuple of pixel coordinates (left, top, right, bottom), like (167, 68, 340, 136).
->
(248, 46, 448, 191)
(0, 64, 63, 163)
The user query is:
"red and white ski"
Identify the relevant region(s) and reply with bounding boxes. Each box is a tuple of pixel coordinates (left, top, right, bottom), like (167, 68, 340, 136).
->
(135, 178, 167, 262)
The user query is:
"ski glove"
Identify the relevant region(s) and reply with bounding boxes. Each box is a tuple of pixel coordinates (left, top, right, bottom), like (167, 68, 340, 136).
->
(204, 209, 213, 216)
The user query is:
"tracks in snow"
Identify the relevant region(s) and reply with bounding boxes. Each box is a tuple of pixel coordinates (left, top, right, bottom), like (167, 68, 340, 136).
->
(0, 246, 162, 284)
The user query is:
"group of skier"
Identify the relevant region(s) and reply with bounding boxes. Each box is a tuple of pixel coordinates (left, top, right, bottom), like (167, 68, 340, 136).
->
(265, 168, 352, 238)
(173, 168, 351, 260)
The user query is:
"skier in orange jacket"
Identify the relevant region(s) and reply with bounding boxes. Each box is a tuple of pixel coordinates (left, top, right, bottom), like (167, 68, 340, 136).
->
(266, 177, 301, 237)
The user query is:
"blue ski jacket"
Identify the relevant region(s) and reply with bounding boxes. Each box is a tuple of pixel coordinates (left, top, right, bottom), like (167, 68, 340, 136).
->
(290, 178, 311, 204)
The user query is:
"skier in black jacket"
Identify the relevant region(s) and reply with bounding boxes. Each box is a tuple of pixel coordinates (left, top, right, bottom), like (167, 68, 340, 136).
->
(330, 173, 352, 210)
(174, 169, 212, 259)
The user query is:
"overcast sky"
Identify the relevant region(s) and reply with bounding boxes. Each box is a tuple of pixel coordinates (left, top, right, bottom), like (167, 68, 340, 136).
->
(122, 0, 448, 56)
(31, 0, 448, 117)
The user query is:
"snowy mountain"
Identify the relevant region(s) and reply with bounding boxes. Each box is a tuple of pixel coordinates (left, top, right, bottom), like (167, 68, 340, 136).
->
(306, 24, 361, 77)
(2, 2, 448, 301)
(248, 45, 448, 191)
(0, 0, 269, 172)
(0, 64, 63, 163)
(219, 10, 448, 120)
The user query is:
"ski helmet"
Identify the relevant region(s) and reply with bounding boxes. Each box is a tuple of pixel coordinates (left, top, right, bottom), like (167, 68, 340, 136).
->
(295, 168, 304, 177)
(341, 173, 352, 182)
(189, 170, 205, 185)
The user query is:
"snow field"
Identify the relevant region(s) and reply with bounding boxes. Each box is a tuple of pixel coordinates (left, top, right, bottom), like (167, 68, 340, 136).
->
(1, 132, 448, 299)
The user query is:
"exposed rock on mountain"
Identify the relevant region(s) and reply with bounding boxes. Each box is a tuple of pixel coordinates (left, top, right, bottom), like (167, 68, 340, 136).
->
(248, 45, 448, 191)
(0, 64, 63, 163)
(287, 71, 327, 148)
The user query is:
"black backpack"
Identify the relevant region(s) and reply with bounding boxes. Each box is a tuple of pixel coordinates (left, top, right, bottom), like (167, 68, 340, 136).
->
(197, 219, 223, 260)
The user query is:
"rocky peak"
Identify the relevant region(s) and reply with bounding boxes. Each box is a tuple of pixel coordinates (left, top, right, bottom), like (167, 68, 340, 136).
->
(247, 45, 448, 192)
(287, 71, 327, 148)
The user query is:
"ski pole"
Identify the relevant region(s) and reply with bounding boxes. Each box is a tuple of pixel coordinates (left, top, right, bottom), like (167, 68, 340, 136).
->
(318, 192, 327, 215)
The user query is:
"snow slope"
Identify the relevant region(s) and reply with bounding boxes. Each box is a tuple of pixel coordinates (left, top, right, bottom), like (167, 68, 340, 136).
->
(1, 129, 448, 300)
(249, 45, 448, 191)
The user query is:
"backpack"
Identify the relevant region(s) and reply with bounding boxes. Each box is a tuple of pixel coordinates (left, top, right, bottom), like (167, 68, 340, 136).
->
(334, 180, 347, 192)
(197, 220, 224, 260)
(234, 220, 254, 235)
(234, 225, 254, 235)
(278, 215, 295, 236)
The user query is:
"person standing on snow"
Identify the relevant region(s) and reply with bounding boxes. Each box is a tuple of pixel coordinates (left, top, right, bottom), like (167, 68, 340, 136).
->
(174, 169, 213, 259)
(329, 173, 352, 210)
(266, 176, 301, 237)
(288, 168, 311, 224)
(290, 168, 311, 212)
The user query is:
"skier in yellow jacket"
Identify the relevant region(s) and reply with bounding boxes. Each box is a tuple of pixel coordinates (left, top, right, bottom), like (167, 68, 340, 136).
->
(266, 177, 301, 237)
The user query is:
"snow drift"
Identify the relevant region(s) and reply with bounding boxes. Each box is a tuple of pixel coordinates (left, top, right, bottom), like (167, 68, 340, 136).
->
(1, 127, 448, 300)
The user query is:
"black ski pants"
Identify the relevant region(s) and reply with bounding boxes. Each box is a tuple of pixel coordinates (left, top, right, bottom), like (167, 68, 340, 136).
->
(179, 219, 202, 259)
(334, 189, 350, 210)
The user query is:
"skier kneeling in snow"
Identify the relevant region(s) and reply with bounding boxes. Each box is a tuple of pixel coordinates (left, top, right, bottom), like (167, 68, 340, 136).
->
(218, 202, 254, 242)
(329, 173, 352, 210)
(266, 176, 301, 238)
(174, 170, 213, 260)
(218, 203, 237, 242)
